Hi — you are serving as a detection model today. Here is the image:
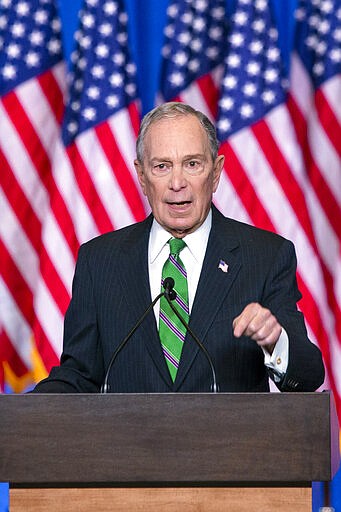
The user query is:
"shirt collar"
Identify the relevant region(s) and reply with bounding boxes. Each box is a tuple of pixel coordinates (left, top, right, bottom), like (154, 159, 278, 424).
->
(149, 209, 212, 264)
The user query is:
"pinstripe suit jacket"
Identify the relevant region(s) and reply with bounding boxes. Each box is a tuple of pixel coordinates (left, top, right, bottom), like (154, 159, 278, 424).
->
(33, 206, 324, 393)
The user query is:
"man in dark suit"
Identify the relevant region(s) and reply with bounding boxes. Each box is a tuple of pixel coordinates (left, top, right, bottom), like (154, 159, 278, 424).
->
(33, 102, 324, 393)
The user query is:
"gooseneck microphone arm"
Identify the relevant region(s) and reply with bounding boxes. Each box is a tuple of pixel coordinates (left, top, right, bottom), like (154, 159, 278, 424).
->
(164, 286, 219, 393)
(100, 278, 176, 393)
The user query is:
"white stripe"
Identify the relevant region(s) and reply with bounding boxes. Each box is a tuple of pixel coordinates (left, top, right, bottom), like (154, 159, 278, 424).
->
(230, 128, 335, 338)
(75, 128, 136, 229)
(34, 276, 64, 357)
(180, 84, 215, 123)
(0, 277, 33, 369)
(213, 168, 252, 224)
(107, 108, 150, 214)
(307, 107, 341, 207)
(290, 53, 314, 118)
(0, 189, 39, 292)
(267, 106, 341, 307)
(51, 61, 68, 99)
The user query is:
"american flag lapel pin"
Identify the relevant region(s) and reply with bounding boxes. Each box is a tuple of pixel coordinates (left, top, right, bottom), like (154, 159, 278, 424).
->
(218, 260, 229, 273)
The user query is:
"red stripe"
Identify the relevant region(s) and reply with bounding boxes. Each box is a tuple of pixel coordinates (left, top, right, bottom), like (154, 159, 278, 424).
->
(66, 142, 115, 233)
(219, 141, 275, 232)
(252, 119, 318, 249)
(37, 68, 65, 124)
(128, 100, 141, 138)
(287, 94, 341, 238)
(315, 88, 341, 159)
(39, 245, 71, 315)
(95, 120, 146, 222)
(31, 319, 59, 372)
(0, 239, 35, 325)
(2, 92, 54, 192)
(0, 147, 42, 253)
(0, 331, 28, 379)
(196, 73, 220, 119)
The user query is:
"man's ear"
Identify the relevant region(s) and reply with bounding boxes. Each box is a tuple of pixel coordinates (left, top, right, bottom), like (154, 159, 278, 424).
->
(212, 154, 225, 192)
(134, 159, 146, 194)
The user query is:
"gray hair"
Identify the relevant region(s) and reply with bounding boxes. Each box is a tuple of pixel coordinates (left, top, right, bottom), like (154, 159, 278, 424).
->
(136, 102, 219, 163)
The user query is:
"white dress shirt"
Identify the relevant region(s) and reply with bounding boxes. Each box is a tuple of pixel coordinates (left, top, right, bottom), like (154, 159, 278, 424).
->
(148, 209, 288, 379)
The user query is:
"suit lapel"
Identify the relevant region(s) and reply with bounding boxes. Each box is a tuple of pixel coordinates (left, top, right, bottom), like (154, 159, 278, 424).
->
(117, 215, 173, 388)
(174, 208, 242, 390)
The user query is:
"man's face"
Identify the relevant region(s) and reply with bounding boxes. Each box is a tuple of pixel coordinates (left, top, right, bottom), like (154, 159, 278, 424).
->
(134, 115, 224, 238)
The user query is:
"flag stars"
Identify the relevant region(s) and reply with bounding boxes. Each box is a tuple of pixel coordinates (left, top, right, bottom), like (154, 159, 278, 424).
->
(11, 22, 25, 37)
(103, 1, 118, 16)
(113, 52, 125, 65)
(264, 68, 277, 82)
(330, 47, 341, 63)
(227, 53, 241, 68)
(87, 86, 100, 99)
(99, 22, 112, 36)
(230, 32, 244, 47)
(188, 59, 200, 72)
(169, 71, 184, 86)
(246, 61, 261, 75)
(240, 103, 254, 118)
(83, 107, 96, 121)
(234, 10, 248, 26)
(25, 51, 40, 67)
(16, 1, 30, 16)
(34, 10, 48, 25)
(223, 74, 238, 89)
(82, 13, 95, 28)
(109, 72, 123, 87)
(105, 94, 119, 108)
(91, 64, 105, 78)
(178, 31, 191, 45)
(95, 43, 109, 58)
(173, 51, 188, 66)
(220, 96, 234, 110)
(193, 17, 205, 32)
(30, 30, 44, 45)
(167, 3, 178, 18)
(48, 39, 61, 54)
(7, 43, 21, 58)
(243, 82, 257, 96)
(252, 19, 266, 33)
(2, 63, 17, 80)
(262, 89, 276, 104)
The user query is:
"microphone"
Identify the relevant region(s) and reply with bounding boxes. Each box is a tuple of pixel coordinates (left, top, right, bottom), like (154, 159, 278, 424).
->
(164, 282, 219, 393)
(100, 278, 177, 393)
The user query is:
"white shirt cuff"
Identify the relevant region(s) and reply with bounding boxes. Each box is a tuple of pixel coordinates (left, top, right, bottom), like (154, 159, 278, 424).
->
(262, 328, 289, 381)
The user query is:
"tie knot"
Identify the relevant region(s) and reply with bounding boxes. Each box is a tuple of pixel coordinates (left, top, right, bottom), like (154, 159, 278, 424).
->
(169, 237, 186, 256)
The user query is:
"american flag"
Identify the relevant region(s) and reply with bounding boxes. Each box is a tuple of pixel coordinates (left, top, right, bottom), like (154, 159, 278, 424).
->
(288, 0, 341, 416)
(216, 0, 341, 416)
(0, 0, 67, 391)
(0, 0, 149, 392)
(158, 0, 228, 120)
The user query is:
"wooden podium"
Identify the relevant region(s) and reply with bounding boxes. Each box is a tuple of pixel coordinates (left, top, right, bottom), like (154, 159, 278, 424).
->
(0, 392, 339, 511)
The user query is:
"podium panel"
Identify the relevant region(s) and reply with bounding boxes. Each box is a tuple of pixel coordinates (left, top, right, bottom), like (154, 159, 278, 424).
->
(10, 487, 312, 512)
(0, 392, 339, 511)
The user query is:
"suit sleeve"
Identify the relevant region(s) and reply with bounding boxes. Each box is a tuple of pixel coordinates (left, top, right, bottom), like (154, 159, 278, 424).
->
(32, 244, 104, 393)
(262, 239, 325, 392)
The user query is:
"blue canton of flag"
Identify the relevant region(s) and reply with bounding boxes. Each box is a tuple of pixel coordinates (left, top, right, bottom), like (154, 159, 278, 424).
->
(294, 0, 341, 89)
(62, 0, 138, 146)
(0, 0, 62, 97)
(217, 0, 288, 141)
(159, 0, 228, 101)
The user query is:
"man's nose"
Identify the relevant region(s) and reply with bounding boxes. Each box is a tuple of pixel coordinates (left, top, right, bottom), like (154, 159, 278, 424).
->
(169, 165, 187, 190)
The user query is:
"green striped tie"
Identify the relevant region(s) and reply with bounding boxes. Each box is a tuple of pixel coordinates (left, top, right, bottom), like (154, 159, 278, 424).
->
(159, 238, 189, 381)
